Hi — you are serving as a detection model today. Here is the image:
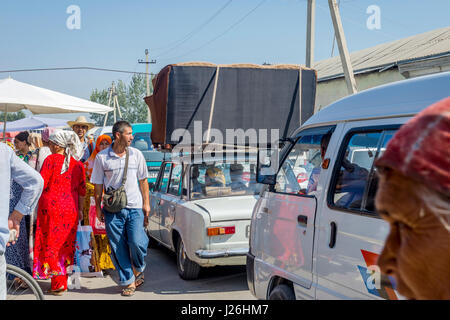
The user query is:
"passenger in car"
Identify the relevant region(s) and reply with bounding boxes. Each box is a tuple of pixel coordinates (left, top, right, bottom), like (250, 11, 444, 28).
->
(334, 157, 369, 209)
(205, 167, 226, 187)
(229, 164, 247, 192)
(375, 96, 450, 300)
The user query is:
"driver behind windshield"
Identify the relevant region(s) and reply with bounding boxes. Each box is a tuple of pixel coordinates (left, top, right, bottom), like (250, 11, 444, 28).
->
(191, 165, 204, 193)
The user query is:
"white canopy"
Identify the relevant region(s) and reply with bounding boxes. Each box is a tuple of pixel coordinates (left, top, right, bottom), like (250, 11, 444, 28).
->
(0, 78, 112, 114)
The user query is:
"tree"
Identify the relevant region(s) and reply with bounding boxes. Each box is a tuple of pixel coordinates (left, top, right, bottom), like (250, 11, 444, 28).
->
(89, 74, 150, 126)
(0, 111, 26, 122)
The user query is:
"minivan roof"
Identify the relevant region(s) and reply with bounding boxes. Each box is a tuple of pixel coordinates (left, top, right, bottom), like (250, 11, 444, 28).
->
(302, 71, 450, 129)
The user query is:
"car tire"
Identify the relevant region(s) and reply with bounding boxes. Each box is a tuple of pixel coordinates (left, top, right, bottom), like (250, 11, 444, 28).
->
(176, 237, 201, 280)
(269, 284, 296, 300)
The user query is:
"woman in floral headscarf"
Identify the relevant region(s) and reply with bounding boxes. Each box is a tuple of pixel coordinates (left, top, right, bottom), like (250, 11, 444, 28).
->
(33, 130, 86, 295)
(82, 134, 115, 272)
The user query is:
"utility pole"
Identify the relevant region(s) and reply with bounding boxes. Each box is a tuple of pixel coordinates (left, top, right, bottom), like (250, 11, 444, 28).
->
(305, 0, 316, 68)
(328, 0, 357, 94)
(103, 81, 122, 126)
(139, 49, 156, 123)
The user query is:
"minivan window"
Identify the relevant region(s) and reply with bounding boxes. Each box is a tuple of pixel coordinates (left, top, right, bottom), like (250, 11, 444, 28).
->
(361, 130, 396, 212)
(275, 133, 328, 195)
(330, 129, 398, 215)
(332, 132, 379, 210)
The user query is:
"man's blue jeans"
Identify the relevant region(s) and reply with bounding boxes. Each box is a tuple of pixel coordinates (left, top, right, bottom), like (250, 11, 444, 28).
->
(104, 208, 149, 286)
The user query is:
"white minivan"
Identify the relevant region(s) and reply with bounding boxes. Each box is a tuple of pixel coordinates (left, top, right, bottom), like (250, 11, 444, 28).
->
(246, 71, 450, 300)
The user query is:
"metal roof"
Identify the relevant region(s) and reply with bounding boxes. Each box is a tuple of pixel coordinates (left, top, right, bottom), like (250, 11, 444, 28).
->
(301, 71, 450, 128)
(314, 26, 450, 81)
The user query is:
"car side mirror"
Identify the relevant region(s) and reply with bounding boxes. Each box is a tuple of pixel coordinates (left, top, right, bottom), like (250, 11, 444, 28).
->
(256, 148, 279, 185)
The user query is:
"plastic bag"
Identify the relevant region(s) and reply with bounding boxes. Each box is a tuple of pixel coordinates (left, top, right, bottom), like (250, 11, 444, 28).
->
(74, 223, 103, 277)
(88, 196, 106, 235)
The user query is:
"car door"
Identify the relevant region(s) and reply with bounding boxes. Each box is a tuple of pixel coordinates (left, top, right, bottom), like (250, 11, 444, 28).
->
(149, 162, 172, 242)
(315, 119, 407, 300)
(256, 126, 335, 293)
(160, 162, 183, 246)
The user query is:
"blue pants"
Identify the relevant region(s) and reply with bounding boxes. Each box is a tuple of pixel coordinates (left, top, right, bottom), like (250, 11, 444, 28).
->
(104, 208, 149, 286)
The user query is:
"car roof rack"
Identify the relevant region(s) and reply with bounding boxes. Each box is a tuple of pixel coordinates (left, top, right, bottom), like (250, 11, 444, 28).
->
(154, 142, 261, 154)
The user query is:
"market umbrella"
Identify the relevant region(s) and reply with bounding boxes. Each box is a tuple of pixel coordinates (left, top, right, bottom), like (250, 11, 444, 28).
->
(0, 77, 112, 138)
(3, 116, 69, 132)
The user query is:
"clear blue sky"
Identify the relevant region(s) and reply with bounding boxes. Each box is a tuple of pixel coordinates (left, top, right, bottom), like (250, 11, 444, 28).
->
(0, 0, 449, 119)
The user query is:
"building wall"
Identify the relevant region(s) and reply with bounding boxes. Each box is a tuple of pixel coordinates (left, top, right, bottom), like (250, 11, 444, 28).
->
(315, 69, 405, 113)
(315, 55, 450, 113)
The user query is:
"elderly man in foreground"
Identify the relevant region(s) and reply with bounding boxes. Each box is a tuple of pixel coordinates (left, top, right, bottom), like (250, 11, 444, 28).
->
(375, 96, 450, 300)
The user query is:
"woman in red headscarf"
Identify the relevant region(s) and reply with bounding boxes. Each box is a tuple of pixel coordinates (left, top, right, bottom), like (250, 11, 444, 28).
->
(33, 130, 86, 295)
(375, 96, 450, 300)
(82, 134, 115, 272)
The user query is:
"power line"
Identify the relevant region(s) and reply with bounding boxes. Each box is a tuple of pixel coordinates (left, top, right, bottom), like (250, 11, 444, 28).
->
(0, 66, 150, 75)
(153, 0, 233, 58)
(159, 0, 267, 62)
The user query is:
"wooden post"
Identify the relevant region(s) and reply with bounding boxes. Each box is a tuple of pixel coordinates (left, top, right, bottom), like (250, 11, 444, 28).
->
(306, 0, 316, 68)
(145, 49, 152, 124)
(328, 0, 357, 94)
(2, 105, 7, 141)
(103, 83, 114, 127)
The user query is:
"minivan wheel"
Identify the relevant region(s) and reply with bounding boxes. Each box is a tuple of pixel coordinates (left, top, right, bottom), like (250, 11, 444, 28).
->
(269, 284, 296, 300)
(176, 237, 201, 280)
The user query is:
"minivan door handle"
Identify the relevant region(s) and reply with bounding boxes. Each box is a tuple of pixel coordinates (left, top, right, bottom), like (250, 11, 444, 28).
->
(297, 215, 308, 227)
(329, 221, 337, 248)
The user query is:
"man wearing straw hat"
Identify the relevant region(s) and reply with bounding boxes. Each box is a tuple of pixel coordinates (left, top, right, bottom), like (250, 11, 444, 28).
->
(68, 116, 96, 163)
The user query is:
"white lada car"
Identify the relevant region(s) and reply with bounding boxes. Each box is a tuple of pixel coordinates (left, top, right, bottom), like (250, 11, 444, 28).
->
(147, 152, 261, 280)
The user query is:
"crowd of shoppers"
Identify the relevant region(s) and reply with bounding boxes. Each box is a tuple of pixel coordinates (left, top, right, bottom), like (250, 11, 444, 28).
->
(1, 117, 149, 298)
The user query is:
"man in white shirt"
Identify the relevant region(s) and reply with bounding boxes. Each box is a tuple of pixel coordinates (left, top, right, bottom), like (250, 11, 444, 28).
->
(91, 120, 149, 297)
(0, 143, 43, 300)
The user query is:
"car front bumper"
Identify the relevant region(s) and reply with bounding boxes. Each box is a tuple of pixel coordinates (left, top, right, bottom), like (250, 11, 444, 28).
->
(195, 247, 249, 259)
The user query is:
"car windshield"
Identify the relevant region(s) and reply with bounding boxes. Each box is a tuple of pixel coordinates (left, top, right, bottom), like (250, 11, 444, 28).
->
(190, 160, 261, 200)
(132, 132, 153, 151)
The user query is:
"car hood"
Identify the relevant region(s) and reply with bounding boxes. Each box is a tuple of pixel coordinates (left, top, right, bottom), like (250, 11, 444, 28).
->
(192, 196, 258, 222)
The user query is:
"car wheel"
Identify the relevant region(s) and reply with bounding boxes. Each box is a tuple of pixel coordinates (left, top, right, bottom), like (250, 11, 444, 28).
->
(269, 284, 296, 300)
(176, 237, 201, 280)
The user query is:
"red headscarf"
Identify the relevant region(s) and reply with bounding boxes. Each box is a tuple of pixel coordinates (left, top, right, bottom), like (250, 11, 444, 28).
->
(375, 96, 450, 197)
(85, 134, 112, 180)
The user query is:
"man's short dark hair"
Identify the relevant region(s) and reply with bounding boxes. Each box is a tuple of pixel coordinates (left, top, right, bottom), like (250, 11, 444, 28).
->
(112, 120, 132, 140)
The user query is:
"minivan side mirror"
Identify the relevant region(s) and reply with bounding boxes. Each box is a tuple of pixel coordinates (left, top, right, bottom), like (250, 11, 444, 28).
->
(256, 148, 279, 185)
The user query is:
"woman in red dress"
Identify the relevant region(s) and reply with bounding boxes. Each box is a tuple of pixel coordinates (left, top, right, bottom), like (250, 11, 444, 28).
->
(32, 130, 86, 295)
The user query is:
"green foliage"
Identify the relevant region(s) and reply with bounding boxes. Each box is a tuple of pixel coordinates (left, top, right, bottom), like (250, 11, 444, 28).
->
(89, 74, 151, 126)
(0, 110, 26, 122)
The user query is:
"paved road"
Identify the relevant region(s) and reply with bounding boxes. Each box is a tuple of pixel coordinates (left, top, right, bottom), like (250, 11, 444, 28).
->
(29, 244, 255, 300)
